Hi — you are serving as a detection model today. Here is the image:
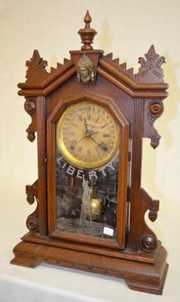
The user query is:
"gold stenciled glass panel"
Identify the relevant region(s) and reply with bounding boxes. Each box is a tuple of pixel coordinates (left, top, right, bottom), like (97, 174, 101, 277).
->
(56, 101, 120, 239)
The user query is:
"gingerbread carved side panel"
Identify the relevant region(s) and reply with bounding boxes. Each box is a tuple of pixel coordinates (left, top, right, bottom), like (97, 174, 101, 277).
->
(23, 95, 40, 234)
(128, 98, 162, 252)
(136, 97, 163, 251)
(136, 46, 166, 149)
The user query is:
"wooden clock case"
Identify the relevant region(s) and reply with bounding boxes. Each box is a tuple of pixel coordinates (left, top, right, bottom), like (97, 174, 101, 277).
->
(11, 11, 168, 295)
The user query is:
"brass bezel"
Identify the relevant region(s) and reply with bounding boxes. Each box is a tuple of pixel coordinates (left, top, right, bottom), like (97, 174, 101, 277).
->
(56, 101, 120, 169)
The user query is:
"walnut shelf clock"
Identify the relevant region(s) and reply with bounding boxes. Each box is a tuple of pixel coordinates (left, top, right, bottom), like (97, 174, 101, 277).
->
(11, 11, 169, 295)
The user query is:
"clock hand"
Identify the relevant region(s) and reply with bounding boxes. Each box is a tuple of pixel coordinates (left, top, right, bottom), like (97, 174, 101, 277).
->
(77, 135, 87, 143)
(90, 136, 108, 152)
(76, 127, 97, 144)
(76, 119, 91, 144)
(99, 123, 111, 129)
(87, 123, 111, 136)
(84, 118, 89, 135)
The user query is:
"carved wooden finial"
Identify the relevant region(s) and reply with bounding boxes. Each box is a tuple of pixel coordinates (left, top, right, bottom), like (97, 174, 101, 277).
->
(84, 10, 92, 25)
(78, 10, 97, 50)
(136, 45, 166, 82)
(25, 49, 48, 85)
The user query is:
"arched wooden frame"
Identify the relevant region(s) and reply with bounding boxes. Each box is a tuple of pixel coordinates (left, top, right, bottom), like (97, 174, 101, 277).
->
(47, 93, 129, 249)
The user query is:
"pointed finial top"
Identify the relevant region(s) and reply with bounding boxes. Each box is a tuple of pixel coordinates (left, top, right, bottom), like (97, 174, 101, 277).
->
(84, 10, 92, 26)
(78, 10, 97, 50)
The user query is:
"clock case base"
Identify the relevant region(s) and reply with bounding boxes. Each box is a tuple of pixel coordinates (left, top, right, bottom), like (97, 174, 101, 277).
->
(11, 233, 168, 295)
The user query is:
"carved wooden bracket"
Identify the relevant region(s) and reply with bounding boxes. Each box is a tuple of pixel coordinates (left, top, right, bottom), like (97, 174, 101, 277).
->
(144, 99, 164, 148)
(26, 180, 39, 233)
(136, 45, 165, 83)
(139, 189, 159, 253)
(24, 97, 37, 142)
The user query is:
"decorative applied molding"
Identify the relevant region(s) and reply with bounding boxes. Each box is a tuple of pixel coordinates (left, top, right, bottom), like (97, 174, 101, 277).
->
(26, 180, 39, 233)
(136, 45, 166, 83)
(144, 100, 164, 149)
(25, 50, 49, 85)
(24, 97, 37, 142)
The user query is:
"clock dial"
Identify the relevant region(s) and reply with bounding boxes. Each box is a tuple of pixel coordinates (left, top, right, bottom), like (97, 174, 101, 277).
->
(56, 101, 120, 169)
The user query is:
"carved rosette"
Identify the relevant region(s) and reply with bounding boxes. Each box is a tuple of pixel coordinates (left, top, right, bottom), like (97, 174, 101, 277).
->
(144, 99, 164, 148)
(24, 97, 37, 142)
(26, 180, 39, 233)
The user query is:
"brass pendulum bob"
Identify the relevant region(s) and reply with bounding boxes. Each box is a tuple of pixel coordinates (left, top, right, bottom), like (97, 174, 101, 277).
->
(90, 186, 103, 222)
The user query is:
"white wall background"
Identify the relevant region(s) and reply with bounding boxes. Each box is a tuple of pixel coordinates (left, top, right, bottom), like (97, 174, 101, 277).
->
(0, 1, 180, 301)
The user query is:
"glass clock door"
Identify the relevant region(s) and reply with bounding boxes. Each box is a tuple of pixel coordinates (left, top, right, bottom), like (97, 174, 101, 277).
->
(55, 101, 121, 240)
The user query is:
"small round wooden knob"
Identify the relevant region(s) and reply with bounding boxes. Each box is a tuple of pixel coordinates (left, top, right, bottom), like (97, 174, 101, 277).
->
(141, 235, 157, 252)
(149, 102, 163, 115)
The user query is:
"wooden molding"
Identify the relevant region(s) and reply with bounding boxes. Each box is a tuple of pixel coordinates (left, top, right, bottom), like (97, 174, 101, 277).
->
(11, 235, 168, 295)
